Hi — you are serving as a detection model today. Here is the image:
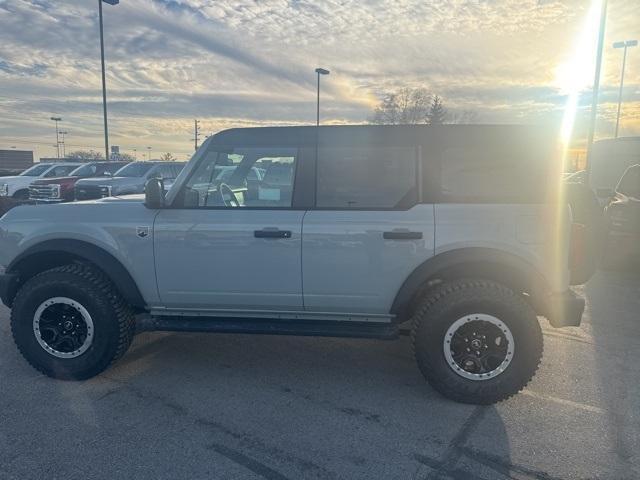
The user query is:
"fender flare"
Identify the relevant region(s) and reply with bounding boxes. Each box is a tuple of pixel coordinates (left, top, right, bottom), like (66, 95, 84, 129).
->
(6, 239, 146, 309)
(390, 247, 551, 321)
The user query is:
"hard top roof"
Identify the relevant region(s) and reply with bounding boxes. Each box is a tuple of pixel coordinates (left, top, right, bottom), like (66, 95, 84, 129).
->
(209, 124, 557, 148)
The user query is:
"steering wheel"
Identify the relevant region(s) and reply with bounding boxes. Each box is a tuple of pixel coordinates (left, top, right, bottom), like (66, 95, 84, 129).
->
(218, 183, 240, 207)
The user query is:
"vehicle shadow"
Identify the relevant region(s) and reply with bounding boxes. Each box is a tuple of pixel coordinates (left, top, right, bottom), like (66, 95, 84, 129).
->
(0, 304, 516, 479)
(582, 269, 640, 479)
(104, 331, 516, 480)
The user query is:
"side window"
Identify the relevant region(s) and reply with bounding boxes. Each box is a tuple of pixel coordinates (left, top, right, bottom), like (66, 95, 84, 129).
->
(46, 165, 77, 177)
(617, 165, 640, 198)
(179, 148, 297, 208)
(171, 164, 183, 178)
(103, 163, 122, 175)
(316, 146, 417, 209)
(86, 165, 99, 176)
(156, 165, 176, 180)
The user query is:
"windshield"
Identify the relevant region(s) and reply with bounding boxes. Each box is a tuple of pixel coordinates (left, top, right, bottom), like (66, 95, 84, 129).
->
(69, 164, 98, 177)
(20, 164, 51, 176)
(113, 162, 153, 178)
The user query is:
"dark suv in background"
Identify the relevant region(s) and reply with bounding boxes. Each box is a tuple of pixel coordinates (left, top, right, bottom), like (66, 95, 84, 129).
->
(603, 164, 640, 269)
(74, 161, 186, 200)
(29, 162, 129, 203)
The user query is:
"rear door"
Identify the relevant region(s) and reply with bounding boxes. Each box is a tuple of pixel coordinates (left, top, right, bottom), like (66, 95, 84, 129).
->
(302, 141, 435, 315)
(154, 146, 305, 311)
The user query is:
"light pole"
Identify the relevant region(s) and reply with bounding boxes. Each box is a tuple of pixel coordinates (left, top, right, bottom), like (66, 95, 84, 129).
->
(315, 68, 330, 126)
(133, 148, 137, 160)
(586, 0, 608, 178)
(147, 146, 152, 161)
(613, 39, 637, 138)
(59, 131, 68, 158)
(50, 117, 62, 158)
(99, 0, 119, 161)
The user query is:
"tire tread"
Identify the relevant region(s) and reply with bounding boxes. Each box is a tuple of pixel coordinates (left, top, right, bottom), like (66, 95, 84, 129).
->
(10, 263, 135, 379)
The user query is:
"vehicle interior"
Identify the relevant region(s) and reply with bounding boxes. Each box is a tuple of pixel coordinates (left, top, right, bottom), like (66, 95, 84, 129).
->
(180, 149, 296, 208)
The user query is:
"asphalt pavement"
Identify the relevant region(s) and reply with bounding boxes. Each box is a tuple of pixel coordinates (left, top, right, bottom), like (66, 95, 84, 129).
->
(1, 270, 639, 480)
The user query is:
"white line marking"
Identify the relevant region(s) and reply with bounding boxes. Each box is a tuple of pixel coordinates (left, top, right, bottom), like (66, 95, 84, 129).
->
(521, 389, 606, 415)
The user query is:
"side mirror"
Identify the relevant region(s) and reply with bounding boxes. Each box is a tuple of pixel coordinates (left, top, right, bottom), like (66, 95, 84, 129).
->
(145, 178, 165, 209)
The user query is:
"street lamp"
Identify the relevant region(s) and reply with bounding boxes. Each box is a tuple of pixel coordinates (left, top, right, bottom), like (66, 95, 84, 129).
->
(98, 0, 119, 161)
(315, 67, 330, 126)
(147, 146, 152, 161)
(59, 131, 68, 158)
(613, 39, 638, 138)
(586, 0, 608, 179)
(50, 117, 62, 158)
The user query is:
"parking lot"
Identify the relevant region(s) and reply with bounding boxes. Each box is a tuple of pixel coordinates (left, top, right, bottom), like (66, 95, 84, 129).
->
(0, 270, 639, 480)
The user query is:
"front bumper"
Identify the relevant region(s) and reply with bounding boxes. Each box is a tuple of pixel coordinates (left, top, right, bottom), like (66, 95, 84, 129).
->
(0, 273, 19, 308)
(546, 289, 585, 328)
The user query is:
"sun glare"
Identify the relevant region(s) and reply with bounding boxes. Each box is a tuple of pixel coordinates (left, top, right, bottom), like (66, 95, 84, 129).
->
(558, 0, 603, 147)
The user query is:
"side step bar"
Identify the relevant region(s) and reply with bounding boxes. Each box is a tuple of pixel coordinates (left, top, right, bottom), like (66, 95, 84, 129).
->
(137, 316, 399, 340)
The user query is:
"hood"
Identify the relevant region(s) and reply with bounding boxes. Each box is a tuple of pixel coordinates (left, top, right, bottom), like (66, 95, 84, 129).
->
(31, 176, 79, 186)
(75, 176, 141, 187)
(0, 176, 25, 183)
(75, 193, 145, 204)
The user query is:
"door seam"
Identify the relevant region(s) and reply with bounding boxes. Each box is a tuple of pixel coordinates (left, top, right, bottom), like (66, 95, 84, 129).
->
(301, 209, 310, 311)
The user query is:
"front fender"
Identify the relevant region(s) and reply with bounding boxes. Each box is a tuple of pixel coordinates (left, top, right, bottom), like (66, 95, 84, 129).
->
(0, 202, 159, 307)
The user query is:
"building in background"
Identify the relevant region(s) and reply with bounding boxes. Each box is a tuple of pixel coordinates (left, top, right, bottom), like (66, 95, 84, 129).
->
(0, 149, 34, 175)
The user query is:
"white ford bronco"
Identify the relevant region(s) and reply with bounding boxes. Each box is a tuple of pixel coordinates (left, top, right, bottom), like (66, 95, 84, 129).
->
(0, 125, 589, 404)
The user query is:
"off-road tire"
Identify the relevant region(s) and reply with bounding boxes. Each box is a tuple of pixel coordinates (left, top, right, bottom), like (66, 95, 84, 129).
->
(11, 263, 135, 380)
(411, 279, 543, 404)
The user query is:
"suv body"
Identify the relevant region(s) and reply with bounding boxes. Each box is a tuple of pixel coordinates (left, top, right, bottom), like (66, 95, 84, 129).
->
(0, 163, 82, 200)
(29, 162, 130, 203)
(74, 161, 185, 200)
(0, 125, 587, 404)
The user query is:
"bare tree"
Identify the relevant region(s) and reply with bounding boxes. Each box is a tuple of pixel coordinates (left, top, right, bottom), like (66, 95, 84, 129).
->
(369, 88, 479, 126)
(66, 150, 105, 162)
(110, 152, 136, 162)
(159, 152, 177, 162)
(369, 87, 431, 125)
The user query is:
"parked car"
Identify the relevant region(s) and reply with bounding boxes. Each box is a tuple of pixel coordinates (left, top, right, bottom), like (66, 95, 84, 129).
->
(0, 163, 82, 200)
(602, 164, 640, 269)
(29, 162, 129, 203)
(590, 137, 640, 205)
(0, 125, 589, 405)
(74, 161, 185, 200)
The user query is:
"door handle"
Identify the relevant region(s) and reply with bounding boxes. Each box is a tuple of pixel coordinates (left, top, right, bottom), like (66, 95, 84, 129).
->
(254, 229, 292, 239)
(383, 231, 423, 240)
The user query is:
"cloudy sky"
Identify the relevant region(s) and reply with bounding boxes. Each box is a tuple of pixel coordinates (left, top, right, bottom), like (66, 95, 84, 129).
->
(0, 0, 639, 160)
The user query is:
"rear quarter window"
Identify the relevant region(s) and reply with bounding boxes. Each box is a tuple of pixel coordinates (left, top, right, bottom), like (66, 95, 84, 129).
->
(438, 145, 555, 203)
(316, 146, 418, 209)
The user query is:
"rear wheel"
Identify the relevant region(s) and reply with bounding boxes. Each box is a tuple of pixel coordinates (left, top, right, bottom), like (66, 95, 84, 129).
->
(11, 264, 135, 380)
(411, 279, 542, 404)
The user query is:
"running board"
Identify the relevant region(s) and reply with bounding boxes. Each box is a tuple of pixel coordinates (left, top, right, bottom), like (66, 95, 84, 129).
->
(136, 316, 399, 340)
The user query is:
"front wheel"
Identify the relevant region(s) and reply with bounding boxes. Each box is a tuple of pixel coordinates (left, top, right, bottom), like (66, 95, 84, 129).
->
(411, 279, 543, 404)
(11, 264, 135, 380)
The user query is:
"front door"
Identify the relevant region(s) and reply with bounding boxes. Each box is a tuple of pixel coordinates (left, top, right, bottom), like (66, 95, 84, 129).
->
(154, 146, 304, 311)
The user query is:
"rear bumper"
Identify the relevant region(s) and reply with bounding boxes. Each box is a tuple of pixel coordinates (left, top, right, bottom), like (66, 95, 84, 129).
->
(546, 289, 585, 328)
(0, 273, 18, 308)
